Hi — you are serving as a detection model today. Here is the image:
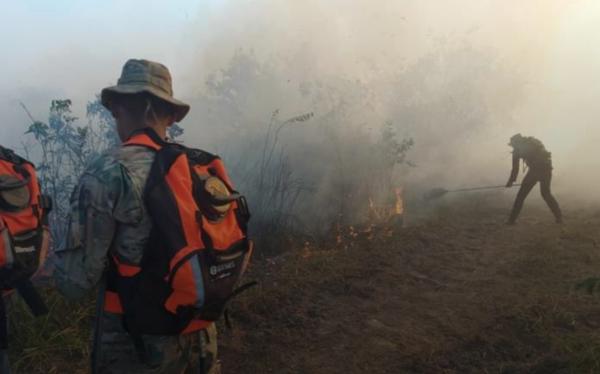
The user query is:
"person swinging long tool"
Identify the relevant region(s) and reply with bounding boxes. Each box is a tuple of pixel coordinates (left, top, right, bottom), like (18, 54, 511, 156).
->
(505, 134, 563, 225)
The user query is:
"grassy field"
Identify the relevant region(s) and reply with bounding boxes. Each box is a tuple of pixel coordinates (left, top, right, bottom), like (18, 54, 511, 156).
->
(8, 193, 600, 373)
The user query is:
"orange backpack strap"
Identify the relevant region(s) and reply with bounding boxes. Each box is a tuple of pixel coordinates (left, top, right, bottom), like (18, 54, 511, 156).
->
(123, 128, 170, 151)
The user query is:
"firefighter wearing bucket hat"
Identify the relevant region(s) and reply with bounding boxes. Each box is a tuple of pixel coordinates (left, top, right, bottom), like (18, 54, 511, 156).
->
(505, 133, 563, 225)
(54, 59, 224, 374)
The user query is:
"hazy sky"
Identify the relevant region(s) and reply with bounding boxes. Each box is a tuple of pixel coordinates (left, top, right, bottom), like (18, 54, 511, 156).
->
(2, 0, 599, 197)
(0, 0, 208, 143)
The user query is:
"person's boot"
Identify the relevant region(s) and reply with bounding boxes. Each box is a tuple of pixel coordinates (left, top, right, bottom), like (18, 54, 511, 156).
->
(507, 211, 519, 225)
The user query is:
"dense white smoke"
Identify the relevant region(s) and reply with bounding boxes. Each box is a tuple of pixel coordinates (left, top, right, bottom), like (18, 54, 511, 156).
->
(2, 0, 599, 229)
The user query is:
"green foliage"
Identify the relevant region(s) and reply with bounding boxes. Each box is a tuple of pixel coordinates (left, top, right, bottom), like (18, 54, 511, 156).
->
(24, 99, 118, 240)
(168, 123, 184, 140)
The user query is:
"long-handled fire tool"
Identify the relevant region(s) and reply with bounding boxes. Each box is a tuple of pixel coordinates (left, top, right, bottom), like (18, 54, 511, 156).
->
(424, 184, 521, 201)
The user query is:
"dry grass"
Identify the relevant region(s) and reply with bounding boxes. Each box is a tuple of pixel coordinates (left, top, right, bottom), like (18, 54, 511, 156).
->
(7, 194, 600, 374)
(220, 195, 600, 374)
(7, 290, 92, 373)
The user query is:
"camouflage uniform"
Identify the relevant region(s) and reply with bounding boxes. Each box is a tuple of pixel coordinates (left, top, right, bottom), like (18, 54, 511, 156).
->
(53, 145, 220, 374)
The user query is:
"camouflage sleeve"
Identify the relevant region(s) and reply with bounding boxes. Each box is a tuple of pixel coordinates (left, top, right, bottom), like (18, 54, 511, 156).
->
(53, 173, 118, 300)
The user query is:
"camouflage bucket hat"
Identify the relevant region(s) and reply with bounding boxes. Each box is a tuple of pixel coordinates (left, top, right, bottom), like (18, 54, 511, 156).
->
(101, 59, 190, 122)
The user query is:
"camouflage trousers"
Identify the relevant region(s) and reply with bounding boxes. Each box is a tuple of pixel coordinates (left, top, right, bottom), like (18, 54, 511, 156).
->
(94, 313, 220, 374)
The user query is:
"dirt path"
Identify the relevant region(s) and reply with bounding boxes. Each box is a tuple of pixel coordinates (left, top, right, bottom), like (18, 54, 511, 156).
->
(221, 196, 600, 373)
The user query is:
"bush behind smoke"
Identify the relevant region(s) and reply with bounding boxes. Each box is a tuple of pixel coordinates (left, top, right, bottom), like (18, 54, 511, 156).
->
(184, 46, 525, 231)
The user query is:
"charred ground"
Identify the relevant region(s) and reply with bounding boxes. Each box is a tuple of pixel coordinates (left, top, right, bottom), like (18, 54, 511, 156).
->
(221, 193, 600, 374)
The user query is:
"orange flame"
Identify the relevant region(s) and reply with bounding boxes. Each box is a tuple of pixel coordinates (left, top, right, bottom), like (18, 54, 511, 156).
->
(395, 187, 404, 215)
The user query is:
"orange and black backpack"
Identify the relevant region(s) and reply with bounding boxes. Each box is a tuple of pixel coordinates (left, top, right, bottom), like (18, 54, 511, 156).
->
(0, 145, 51, 347)
(105, 129, 254, 337)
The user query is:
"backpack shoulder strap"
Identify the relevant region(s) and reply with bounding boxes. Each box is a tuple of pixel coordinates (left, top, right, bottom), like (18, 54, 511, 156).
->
(123, 128, 180, 151)
(0, 146, 31, 166)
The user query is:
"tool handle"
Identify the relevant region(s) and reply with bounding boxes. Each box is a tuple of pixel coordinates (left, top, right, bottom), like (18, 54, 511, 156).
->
(450, 184, 521, 193)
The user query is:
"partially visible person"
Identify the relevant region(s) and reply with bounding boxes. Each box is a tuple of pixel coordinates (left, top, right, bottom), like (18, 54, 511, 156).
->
(0, 145, 51, 373)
